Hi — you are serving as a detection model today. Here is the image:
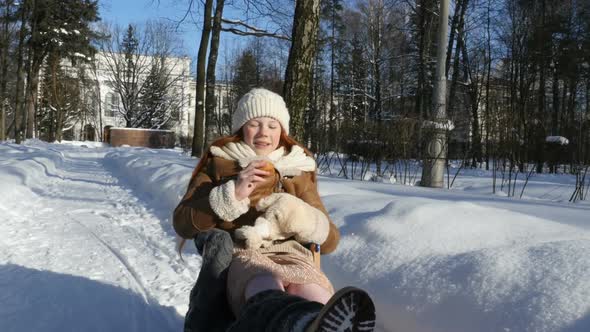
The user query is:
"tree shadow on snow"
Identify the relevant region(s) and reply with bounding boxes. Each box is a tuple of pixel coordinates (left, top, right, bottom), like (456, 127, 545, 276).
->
(0, 264, 183, 332)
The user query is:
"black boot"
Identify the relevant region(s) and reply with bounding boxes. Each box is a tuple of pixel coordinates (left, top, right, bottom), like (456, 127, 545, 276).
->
(227, 289, 322, 332)
(305, 287, 376, 332)
(184, 228, 234, 332)
(228, 287, 376, 332)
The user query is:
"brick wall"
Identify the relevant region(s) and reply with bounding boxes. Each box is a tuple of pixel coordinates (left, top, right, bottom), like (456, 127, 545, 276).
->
(107, 128, 175, 149)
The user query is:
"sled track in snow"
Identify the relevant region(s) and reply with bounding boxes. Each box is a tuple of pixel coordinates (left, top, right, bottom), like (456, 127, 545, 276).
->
(69, 215, 152, 304)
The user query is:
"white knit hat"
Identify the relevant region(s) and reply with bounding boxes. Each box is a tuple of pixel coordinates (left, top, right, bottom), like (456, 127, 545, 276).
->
(232, 88, 290, 135)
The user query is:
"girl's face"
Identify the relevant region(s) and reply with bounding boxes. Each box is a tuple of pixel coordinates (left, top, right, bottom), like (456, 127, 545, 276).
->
(242, 117, 282, 155)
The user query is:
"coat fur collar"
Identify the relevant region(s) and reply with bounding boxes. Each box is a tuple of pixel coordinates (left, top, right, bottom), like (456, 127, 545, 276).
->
(210, 141, 316, 177)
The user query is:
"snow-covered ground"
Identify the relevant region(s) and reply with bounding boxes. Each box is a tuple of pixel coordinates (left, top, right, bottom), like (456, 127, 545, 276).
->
(1, 140, 589, 332)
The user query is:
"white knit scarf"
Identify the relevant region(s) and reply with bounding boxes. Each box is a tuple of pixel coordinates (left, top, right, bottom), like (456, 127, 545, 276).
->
(210, 141, 316, 177)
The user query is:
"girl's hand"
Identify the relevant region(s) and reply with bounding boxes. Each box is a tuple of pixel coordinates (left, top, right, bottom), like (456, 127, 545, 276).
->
(235, 160, 270, 201)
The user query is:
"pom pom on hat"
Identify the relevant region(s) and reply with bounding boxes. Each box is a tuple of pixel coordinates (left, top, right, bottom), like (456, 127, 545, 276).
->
(232, 88, 290, 135)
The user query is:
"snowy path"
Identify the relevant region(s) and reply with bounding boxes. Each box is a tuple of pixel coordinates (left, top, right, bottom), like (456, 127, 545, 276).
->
(0, 145, 195, 331)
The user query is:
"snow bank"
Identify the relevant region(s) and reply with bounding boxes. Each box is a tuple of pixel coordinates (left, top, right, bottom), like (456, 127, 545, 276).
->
(322, 196, 590, 332)
(103, 147, 196, 217)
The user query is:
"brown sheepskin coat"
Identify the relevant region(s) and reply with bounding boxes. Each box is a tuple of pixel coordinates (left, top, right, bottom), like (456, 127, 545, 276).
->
(173, 155, 340, 254)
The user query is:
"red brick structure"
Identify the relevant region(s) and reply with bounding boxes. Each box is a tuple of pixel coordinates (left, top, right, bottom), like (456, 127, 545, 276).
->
(107, 127, 176, 149)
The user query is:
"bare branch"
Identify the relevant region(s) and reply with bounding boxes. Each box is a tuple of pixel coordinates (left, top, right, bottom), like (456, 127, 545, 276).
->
(176, 0, 195, 28)
(221, 18, 291, 40)
(220, 27, 290, 41)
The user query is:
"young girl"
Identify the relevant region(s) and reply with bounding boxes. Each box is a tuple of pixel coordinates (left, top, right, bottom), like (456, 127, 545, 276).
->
(174, 88, 375, 331)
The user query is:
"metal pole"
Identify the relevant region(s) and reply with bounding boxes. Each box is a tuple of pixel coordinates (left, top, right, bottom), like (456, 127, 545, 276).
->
(420, 0, 450, 188)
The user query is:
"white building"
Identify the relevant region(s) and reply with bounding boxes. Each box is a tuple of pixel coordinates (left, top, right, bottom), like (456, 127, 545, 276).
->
(64, 52, 231, 144)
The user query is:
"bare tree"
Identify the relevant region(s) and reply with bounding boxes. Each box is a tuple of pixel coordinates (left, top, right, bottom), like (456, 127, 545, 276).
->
(87, 59, 104, 141)
(99, 24, 151, 127)
(0, 0, 15, 141)
(13, 0, 29, 143)
(205, 0, 225, 146)
(191, 0, 213, 157)
(283, 0, 321, 142)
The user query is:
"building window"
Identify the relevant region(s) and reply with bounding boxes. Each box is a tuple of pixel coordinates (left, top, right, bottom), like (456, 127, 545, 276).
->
(105, 92, 118, 117)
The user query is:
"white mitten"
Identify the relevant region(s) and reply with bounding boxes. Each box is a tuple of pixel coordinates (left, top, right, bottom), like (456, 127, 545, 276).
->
(255, 193, 330, 245)
(234, 217, 286, 249)
(234, 225, 264, 249)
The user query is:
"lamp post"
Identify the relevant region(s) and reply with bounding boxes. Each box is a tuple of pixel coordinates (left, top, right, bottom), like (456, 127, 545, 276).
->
(421, 0, 450, 188)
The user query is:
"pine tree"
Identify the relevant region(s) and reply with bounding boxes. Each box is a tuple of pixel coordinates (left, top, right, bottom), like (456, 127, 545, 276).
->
(100, 22, 185, 130)
(232, 49, 259, 102)
(118, 24, 141, 127)
(136, 59, 178, 130)
(37, 53, 82, 141)
(26, 0, 100, 140)
(121, 25, 139, 81)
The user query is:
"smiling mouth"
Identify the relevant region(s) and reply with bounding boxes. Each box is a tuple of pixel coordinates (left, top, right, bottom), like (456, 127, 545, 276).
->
(254, 142, 270, 148)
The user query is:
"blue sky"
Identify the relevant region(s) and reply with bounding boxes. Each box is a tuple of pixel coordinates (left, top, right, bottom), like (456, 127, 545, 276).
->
(99, 0, 203, 58)
(98, 0, 289, 75)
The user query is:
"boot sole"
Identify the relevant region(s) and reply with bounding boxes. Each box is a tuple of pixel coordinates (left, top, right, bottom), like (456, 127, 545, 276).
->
(306, 286, 376, 332)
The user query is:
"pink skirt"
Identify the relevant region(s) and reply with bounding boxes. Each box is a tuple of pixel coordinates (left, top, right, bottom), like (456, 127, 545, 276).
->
(226, 241, 334, 316)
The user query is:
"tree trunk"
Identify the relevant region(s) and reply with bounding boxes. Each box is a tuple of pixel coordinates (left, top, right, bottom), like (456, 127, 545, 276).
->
(445, 0, 463, 78)
(586, 80, 589, 164)
(414, 0, 437, 157)
(370, 3, 384, 175)
(567, 77, 577, 141)
(551, 65, 559, 135)
(283, 0, 321, 143)
(414, 0, 428, 119)
(0, 0, 12, 141)
(460, 40, 482, 164)
(446, 0, 468, 118)
(328, 2, 336, 151)
(447, 36, 462, 118)
(205, 0, 225, 146)
(24, 62, 41, 139)
(454, 33, 484, 167)
(484, 0, 492, 170)
(90, 63, 104, 141)
(51, 56, 63, 142)
(560, 78, 567, 134)
(537, 0, 546, 122)
(191, 0, 213, 157)
(21, 0, 40, 139)
(14, 0, 29, 144)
